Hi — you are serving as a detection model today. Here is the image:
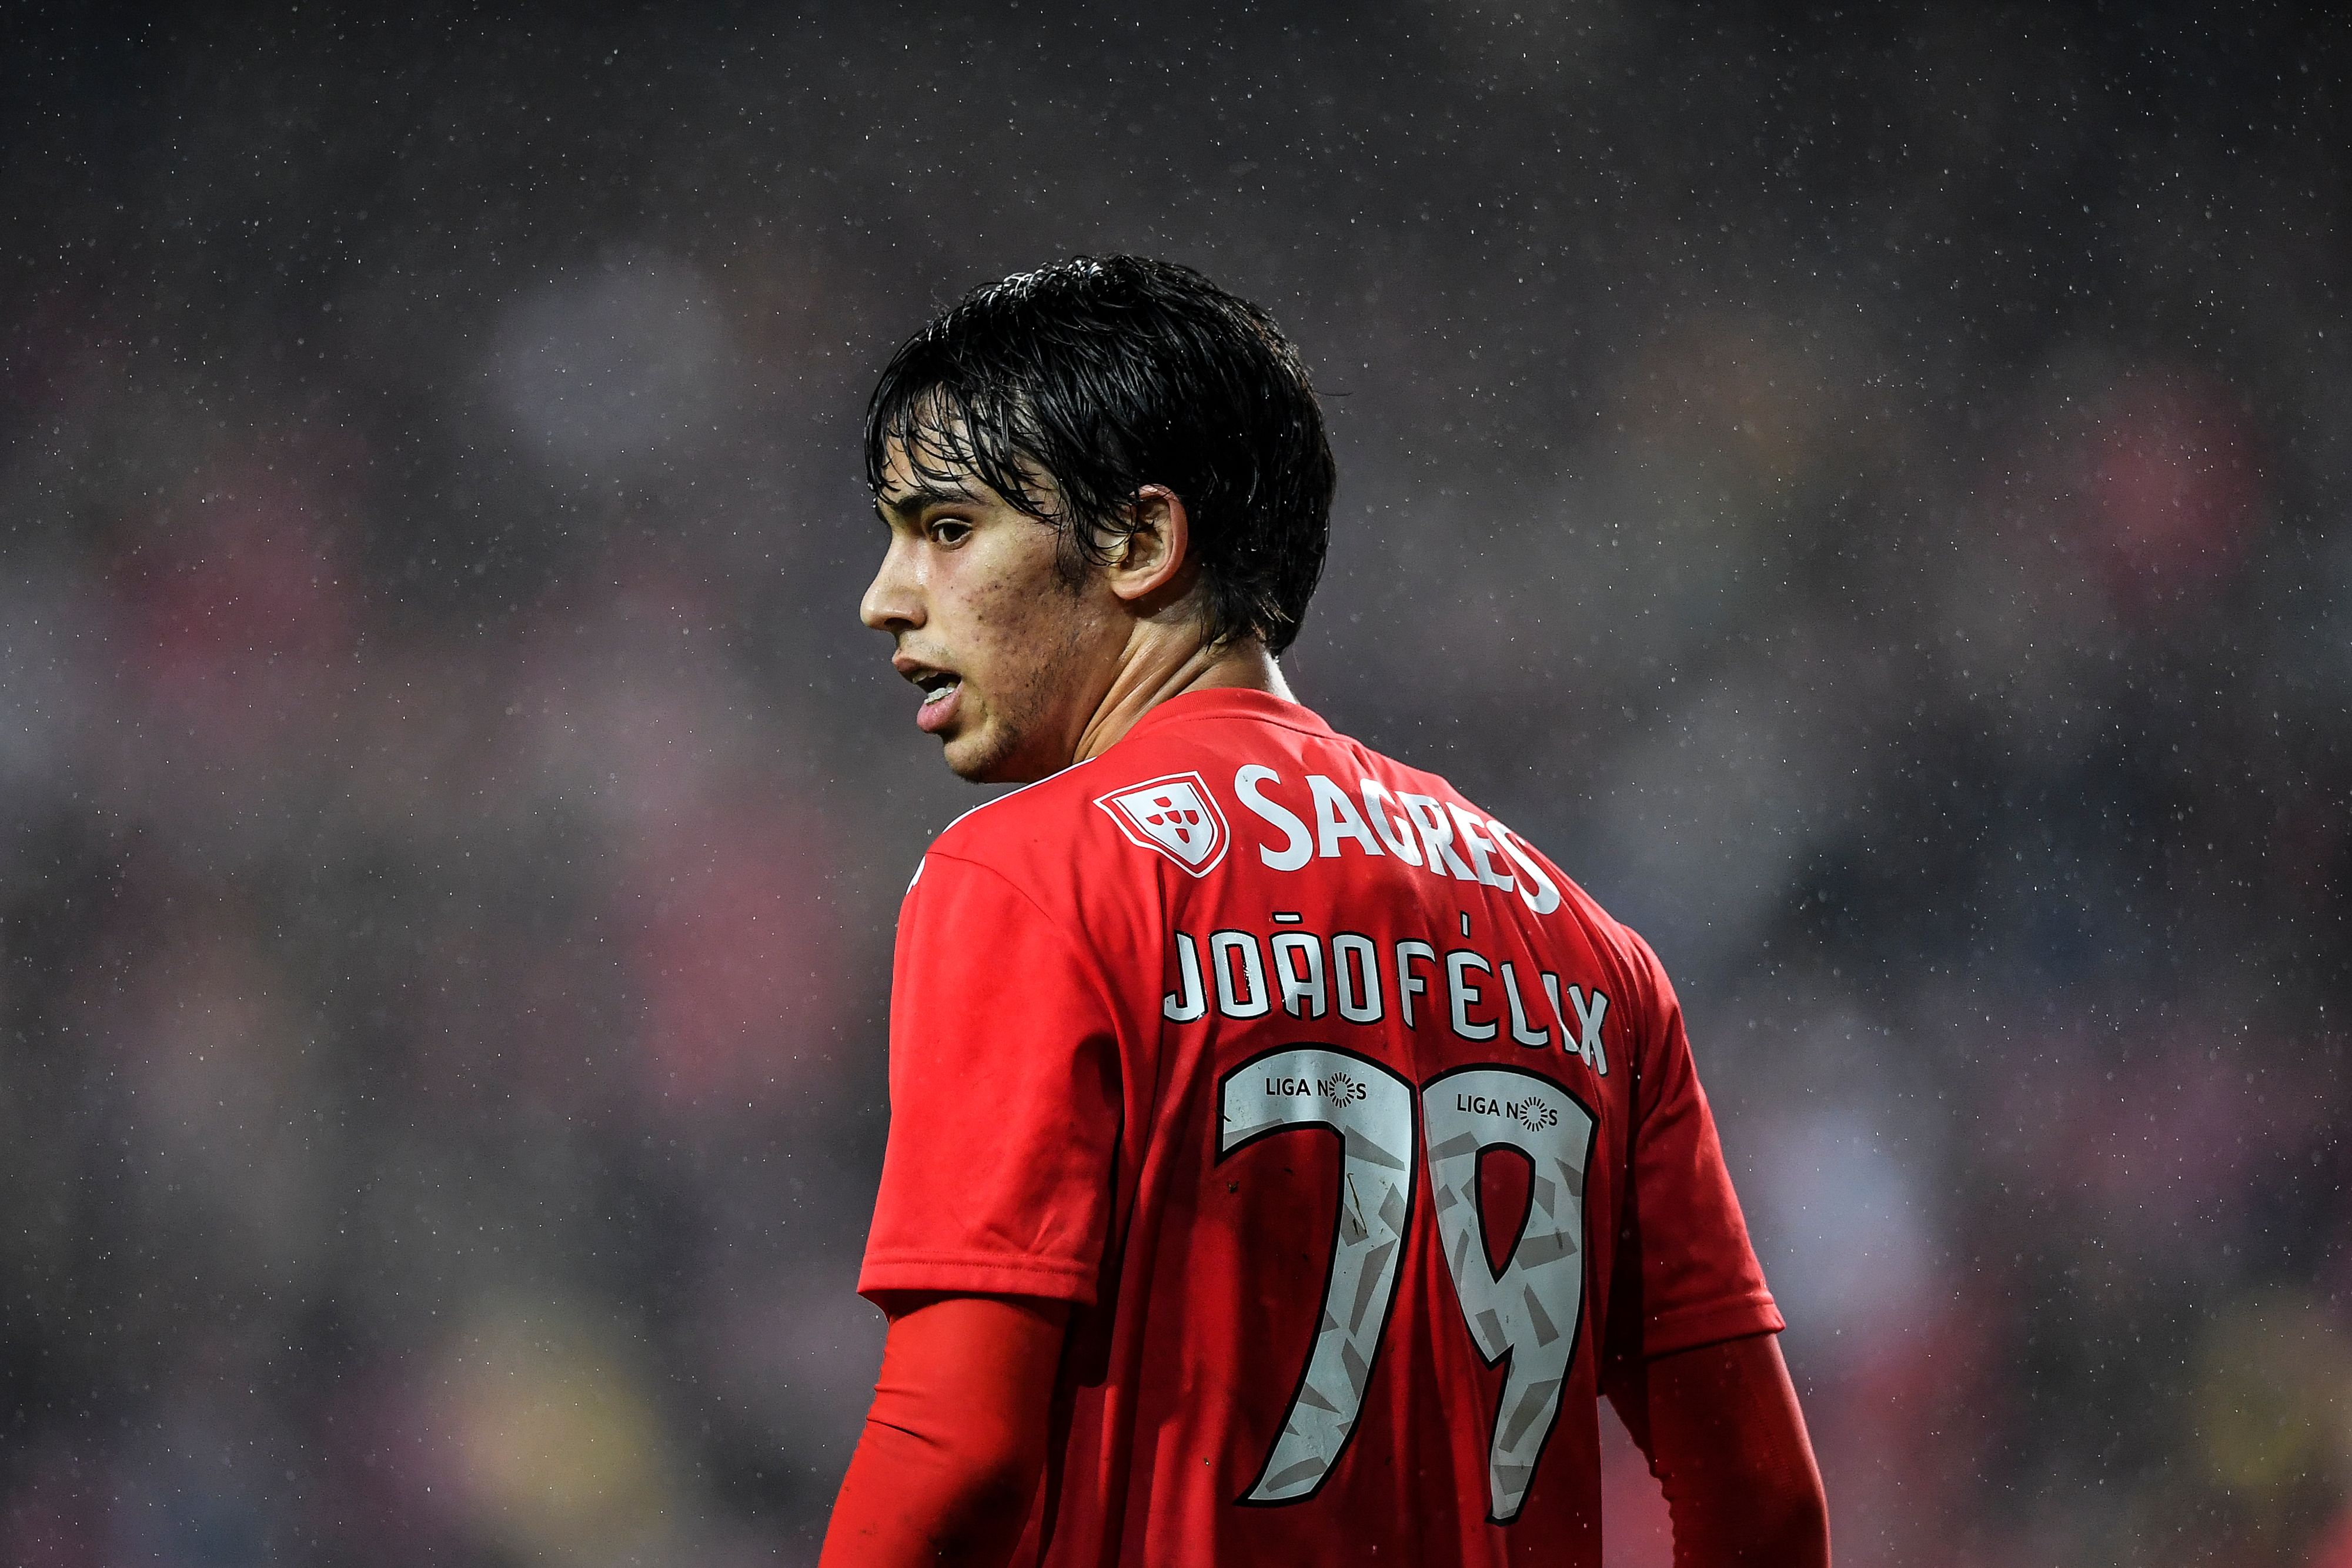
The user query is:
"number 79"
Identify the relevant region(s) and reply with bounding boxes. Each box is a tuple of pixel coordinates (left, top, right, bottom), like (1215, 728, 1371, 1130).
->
(1217, 1046, 1596, 1524)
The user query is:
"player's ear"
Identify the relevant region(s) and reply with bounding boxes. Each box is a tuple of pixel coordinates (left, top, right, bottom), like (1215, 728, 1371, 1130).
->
(1107, 485, 1191, 606)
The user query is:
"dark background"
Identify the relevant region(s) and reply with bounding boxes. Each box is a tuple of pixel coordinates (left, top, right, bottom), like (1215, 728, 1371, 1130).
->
(4, 5, 2348, 1563)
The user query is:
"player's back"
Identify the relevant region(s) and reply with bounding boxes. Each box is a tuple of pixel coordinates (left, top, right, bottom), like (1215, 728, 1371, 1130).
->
(861, 688, 1779, 1566)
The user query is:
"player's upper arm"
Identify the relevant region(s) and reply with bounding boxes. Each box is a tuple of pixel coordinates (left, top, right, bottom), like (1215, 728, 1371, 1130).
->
(860, 851, 1124, 1308)
(1604, 930, 1784, 1362)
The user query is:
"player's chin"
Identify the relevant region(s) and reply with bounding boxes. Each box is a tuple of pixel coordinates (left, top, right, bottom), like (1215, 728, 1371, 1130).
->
(942, 718, 1049, 785)
(939, 722, 1009, 784)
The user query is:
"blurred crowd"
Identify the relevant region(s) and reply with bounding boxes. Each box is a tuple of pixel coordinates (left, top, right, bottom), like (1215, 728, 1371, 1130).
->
(2, 6, 2346, 1564)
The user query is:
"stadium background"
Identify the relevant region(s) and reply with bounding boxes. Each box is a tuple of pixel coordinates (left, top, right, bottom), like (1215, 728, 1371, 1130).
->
(4, 6, 2347, 1563)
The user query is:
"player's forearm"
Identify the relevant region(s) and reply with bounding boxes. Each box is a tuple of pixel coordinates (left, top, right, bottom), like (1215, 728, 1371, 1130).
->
(1605, 1333, 1829, 1568)
(818, 1293, 1068, 1568)
(820, 1410, 1040, 1567)
(1692, 1476, 1829, 1567)
(1663, 1451, 1828, 1568)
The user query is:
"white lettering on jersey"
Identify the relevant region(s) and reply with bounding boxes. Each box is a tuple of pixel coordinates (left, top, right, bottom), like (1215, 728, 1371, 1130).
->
(1332, 934, 1383, 1023)
(1164, 924, 1611, 1075)
(1490, 821, 1564, 916)
(1499, 961, 1550, 1047)
(1359, 780, 1424, 865)
(1539, 973, 1611, 1076)
(1445, 950, 1497, 1040)
(1566, 984, 1610, 1074)
(1308, 773, 1384, 858)
(1164, 931, 1207, 1022)
(1220, 768, 1568, 921)
(1097, 772, 1231, 875)
(1234, 765, 1314, 871)
(1399, 793, 1478, 881)
(1271, 931, 1328, 1018)
(1446, 803, 1516, 892)
(1210, 929, 1270, 1017)
(1395, 940, 1436, 1029)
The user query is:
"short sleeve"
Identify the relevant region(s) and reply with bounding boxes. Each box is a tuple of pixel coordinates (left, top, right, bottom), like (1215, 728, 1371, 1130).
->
(1604, 932, 1784, 1360)
(857, 850, 1122, 1307)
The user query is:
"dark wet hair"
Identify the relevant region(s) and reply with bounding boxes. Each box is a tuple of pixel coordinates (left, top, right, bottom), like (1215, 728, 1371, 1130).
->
(863, 255, 1335, 656)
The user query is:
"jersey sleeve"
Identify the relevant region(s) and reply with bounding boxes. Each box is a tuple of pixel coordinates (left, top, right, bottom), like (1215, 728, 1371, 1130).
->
(1604, 931, 1785, 1360)
(858, 848, 1122, 1308)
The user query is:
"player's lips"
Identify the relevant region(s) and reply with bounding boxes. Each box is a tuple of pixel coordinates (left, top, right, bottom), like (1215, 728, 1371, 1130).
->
(897, 659, 964, 735)
(915, 677, 962, 734)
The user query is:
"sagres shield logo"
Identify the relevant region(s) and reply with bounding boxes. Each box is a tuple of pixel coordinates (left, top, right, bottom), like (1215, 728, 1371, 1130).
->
(1095, 771, 1231, 876)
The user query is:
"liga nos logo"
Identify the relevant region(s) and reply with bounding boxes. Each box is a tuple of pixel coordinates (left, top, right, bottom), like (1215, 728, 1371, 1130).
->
(1095, 771, 1231, 876)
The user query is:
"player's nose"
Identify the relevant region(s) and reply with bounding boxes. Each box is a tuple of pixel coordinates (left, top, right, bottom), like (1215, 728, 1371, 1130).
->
(860, 537, 925, 633)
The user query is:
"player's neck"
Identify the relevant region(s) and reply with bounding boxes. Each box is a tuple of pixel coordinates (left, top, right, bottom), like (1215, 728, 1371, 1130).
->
(1071, 632, 1292, 766)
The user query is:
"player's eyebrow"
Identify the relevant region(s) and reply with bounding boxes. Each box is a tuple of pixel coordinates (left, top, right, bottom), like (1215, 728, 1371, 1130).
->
(874, 482, 982, 522)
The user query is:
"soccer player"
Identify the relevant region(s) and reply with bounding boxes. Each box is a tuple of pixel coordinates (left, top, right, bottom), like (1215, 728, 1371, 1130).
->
(819, 257, 1829, 1566)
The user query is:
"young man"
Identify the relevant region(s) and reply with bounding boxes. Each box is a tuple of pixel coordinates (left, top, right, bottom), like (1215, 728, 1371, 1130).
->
(820, 257, 1829, 1567)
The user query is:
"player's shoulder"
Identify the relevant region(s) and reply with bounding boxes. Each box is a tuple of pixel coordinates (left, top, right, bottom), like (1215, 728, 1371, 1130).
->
(1361, 744, 1668, 998)
(917, 760, 1111, 878)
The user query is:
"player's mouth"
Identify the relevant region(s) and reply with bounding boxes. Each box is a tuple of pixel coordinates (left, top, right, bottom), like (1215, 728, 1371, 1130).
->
(910, 668, 964, 734)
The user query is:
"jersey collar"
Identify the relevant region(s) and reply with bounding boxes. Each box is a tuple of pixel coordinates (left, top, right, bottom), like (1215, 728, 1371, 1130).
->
(1118, 686, 1335, 745)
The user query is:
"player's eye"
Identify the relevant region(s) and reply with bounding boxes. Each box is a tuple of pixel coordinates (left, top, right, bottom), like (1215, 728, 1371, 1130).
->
(927, 518, 973, 546)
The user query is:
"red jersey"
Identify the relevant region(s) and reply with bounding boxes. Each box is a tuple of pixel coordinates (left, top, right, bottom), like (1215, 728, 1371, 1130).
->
(858, 689, 1782, 1566)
